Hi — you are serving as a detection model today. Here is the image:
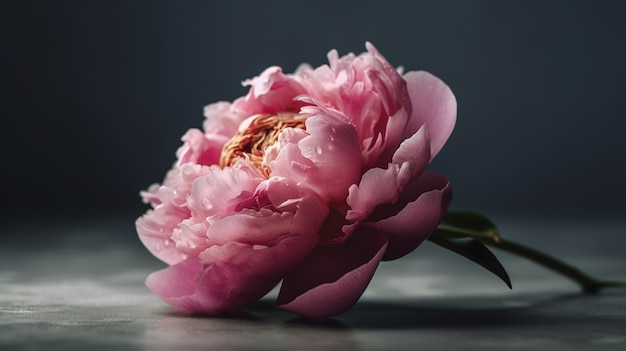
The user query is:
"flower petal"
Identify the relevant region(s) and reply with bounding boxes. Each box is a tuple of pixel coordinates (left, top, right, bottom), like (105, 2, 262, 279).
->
(391, 124, 431, 183)
(146, 196, 328, 314)
(187, 162, 265, 222)
(145, 258, 208, 311)
(234, 66, 307, 115)
(270, 104, 362, 205)
(175, 128, 229, 167)
(360, 172, 452, 261)
(171, 216, 210, 257)
(277, 231, 388, 317)
(203, 199, 326, 249)
(344, 162, 412, 234)
(136, 164, 211, 265)
(202, 101, 247, 138)
(136, 205, 189, 265)
(403, 71, 457, 160)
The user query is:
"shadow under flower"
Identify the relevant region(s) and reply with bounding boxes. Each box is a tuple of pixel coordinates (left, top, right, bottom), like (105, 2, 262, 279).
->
(140, 292, 626, 350)
(330, 291, 626, 330)
(153, 291, 622, 331)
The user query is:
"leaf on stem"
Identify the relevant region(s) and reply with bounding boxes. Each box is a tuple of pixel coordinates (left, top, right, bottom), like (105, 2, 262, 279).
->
(436, 211, 501, 242)
(428, 235, 512, 289)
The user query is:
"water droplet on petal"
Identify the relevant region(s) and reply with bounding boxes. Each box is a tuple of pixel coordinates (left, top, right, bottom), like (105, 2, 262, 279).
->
(163, 240, 170, 247)
(155, 244, 162, 251)
(159, 227, 164, 233)
(315, 146, 323, 155)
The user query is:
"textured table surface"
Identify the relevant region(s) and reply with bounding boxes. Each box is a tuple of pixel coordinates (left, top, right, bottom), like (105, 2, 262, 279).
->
(2, 217, 625, 350)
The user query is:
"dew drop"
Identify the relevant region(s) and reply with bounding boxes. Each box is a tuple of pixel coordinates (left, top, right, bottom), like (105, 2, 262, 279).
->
(159, 227, 164, 233)
(315, 146, 323, 155)
(155, 244, 162, 251)
(163, 240, 170, 247)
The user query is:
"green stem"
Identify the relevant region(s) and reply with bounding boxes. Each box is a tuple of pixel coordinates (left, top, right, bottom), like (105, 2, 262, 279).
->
(482, 237, 626, 293)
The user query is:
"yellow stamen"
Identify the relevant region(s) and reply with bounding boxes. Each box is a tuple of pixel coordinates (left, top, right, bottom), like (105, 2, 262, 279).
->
(219, 112, 307, 176)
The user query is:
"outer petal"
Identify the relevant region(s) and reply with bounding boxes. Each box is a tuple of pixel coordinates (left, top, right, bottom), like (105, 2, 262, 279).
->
(277, 231, 388, 318)
(146, 196, 328, 314)
(343, 163, 411, 235)
(145, 258, 207, 311)
(136, 205, 189, 265)
(136, 164, 211, 265)
(403, 71, 457, 160)
(360, 172, 452, 261)
(342, 119, 430, 238)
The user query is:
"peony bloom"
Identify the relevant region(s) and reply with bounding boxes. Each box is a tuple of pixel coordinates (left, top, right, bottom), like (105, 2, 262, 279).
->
(136, 42, 456, 317)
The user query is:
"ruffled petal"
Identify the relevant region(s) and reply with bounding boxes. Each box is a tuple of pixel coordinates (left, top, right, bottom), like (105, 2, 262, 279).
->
(136, 205, 189, 265)
(360, 172, 452, 261)
(146, 196, 328, 314)
(187, 162, 265, 222)
(277, 231, 388, 318)
(234, 66, 308, 115)
(343, 162, 412, 235)
(175, 128, 229, 167)
(171, 216, 210, 257)
(136, 164, 211, 265)
(270, 104, 362, 205)
(140, 183, 161, 207)
(403, 71, 457, 160)
(202, 101, 247, 138)
(294, 44, 413, 168)
(365, 42, 412, 115)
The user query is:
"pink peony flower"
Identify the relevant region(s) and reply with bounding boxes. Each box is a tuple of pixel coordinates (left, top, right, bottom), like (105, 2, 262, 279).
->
(136, 42, 456, 317)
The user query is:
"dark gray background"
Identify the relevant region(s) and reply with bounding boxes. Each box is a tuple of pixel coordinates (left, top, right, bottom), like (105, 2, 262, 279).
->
(2, 1, 625, 231)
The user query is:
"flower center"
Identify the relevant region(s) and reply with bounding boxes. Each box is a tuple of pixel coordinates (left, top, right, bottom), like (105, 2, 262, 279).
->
(219, 112, 307, 175)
